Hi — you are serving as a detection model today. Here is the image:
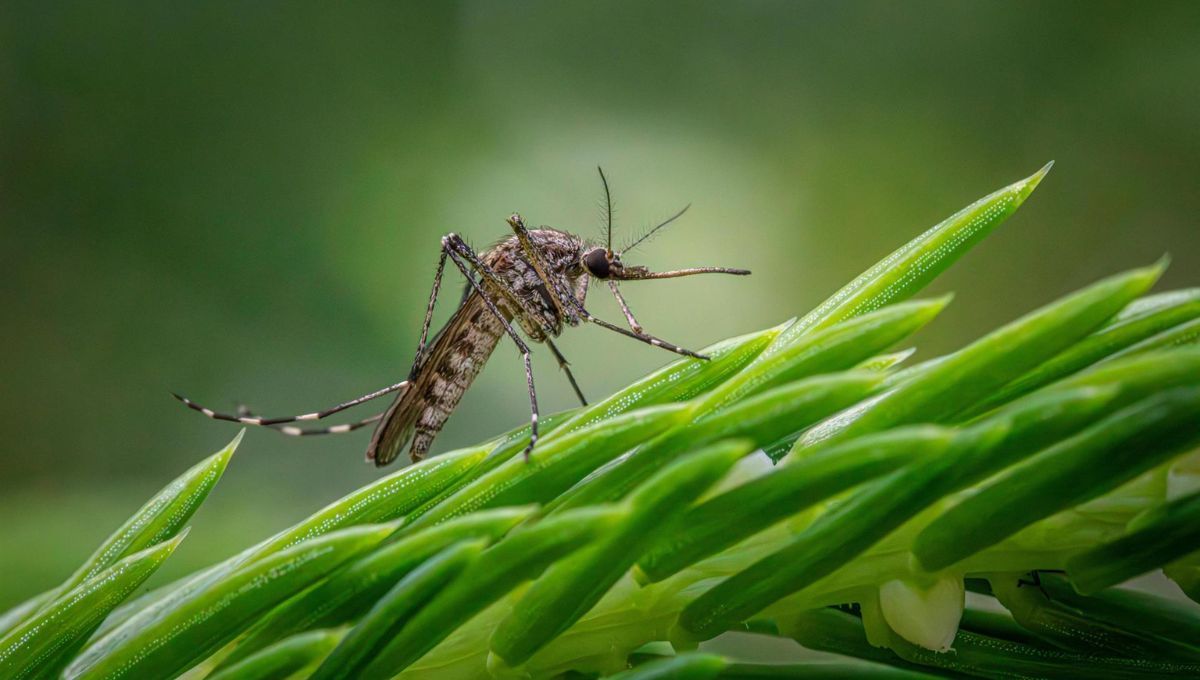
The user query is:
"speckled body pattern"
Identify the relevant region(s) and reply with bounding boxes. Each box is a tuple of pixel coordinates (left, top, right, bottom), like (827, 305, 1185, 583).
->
(174, 194, 749, 468)
(370, 229, 592, 465)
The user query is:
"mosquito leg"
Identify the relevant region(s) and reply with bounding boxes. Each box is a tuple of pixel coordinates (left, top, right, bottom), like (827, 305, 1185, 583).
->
(442, 238, 541, 457)
(443, 232, 558, 338)
(607, 280, 643, 334)
(505, 213, 578, 324)
(571, 304, 709, 360)
(173, 379, 409, 427)
(545, 337, 587, 406)
(277, 413, 384, 436)
(234, 406, 384, 436)
(411, 247, 450, 371)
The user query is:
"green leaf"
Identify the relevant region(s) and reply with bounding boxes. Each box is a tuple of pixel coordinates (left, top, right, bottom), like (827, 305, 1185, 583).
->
(491, 440, 752, 668)
(990, 572, 1200, 661)
(548, 372, 884, 513)
(601, 652, 726, 679)
(680, 385, 1119, 639)
(968, 288, 1200, 415)
(791, 261, 1165, 455)
(549, 325, 783, 436)
(36, 432, 238, 626)
(1068, 489, 1200, 594)
(310, 540, 486, 680)
(0, 535, 183, 680)
(636, 426, 957, 583)
(95, 444, 484, 640)
(763, 162, 1052, 353)
(206, 630, 342, 680)
(358, 505, 626, 677)
(250, 445, 487, 556)
(0, 594, 52, 641)
(65, 524, 393, 680)
(224, 507, 534, 666)
(914, 387, 1200, 571)
(405, 405, 687, 531)
(697, 297, 949, 411)
(784, 606, 1200, 679)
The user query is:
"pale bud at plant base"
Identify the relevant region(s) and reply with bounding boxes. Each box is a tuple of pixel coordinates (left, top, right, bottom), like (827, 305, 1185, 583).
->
(877, 575, 964, 652)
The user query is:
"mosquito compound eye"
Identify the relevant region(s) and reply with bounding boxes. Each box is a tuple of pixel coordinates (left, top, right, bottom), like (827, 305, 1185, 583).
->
(583, 248, 611, 278)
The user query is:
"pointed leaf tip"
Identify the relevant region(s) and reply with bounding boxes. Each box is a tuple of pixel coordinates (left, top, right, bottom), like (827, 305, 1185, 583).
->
(1013, 160, 1054, 204)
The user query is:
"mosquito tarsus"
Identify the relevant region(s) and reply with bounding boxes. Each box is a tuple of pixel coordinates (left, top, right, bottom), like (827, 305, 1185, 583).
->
(175, 168, 750, 467)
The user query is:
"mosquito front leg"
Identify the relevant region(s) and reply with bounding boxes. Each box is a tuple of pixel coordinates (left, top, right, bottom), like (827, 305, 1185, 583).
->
(173, 380, 409, 428)
(559, 293, 708, 361)
(607, 280, 643, 334)
(443, 233, 557, 338)
(506, 213, 578, 324)
(545, 337, 587, 406)
(442, 235, 542, 457)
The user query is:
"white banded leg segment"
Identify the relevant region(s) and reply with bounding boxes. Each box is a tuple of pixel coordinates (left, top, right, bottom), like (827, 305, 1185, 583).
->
(172, 379, 409, 428)
(277, 414, 384, 437)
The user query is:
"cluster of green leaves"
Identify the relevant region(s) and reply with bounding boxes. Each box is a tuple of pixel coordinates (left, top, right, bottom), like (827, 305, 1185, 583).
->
(4, 163, 1200, 680)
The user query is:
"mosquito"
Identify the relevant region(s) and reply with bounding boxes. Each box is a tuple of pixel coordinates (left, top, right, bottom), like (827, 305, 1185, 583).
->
(175, 169, 750, 466)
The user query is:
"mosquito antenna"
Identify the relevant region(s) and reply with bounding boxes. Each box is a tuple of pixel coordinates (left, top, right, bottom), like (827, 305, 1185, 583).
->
(598, 166, 614, 254)
(621, 204, 690, 255)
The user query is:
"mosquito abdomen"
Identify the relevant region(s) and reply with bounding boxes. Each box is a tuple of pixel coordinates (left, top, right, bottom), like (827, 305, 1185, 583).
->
(408, 293, 505, 460)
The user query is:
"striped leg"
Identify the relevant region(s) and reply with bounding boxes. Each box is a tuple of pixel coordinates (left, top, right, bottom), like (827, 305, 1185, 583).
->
(235, 406, 384, 436)
(442, 234, 541, 458)
(172, 379, 409, 427)
(545, 337, 587, 406)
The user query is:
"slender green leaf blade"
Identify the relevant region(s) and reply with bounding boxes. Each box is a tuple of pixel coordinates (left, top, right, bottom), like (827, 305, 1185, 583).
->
(491, 440, 752, 667)
(791, 261, 1165, 455)
(206, 630, 342, 680)
(66, 524, 393, 680)
(970, 288, 1200, 414)
(405, 405, 686, 531)
(37, 432, 238, 623)
(548, 372, 884, 514)
(360, 506, 626, 677)
(602, 652, 726, 679)
(1068, 489, 1200, 594)
(765, 162, 1052, 352)
(914, 387, 1200, 571)
(224, 507, 533, 666)
(637, 426, 956, 582)
(310, 540, 486, 680)
(0, 536, 183, 680)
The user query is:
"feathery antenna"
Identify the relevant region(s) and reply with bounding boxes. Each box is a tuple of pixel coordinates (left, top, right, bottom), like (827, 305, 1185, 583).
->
(621, 204, 690, 255)
(598, 166, 614, 254)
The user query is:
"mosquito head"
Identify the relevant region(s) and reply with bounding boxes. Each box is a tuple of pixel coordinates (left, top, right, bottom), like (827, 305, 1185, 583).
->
(581, 246, 616, 279)
(581, 244, 749, 282)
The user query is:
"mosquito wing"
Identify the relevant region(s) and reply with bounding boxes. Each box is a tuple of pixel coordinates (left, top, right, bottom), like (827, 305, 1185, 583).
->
(366, 291, 503, 466)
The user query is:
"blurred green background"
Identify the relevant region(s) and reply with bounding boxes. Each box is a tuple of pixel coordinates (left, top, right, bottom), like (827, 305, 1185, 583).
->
(2, 1, 1199, 608)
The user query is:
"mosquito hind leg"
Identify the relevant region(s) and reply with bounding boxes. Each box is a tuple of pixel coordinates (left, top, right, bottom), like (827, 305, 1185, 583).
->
(173, 379, 409, 427)
(442, 235, 541, 458)
(235, 406, 384, 436)
(276, 413, 384, 436)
